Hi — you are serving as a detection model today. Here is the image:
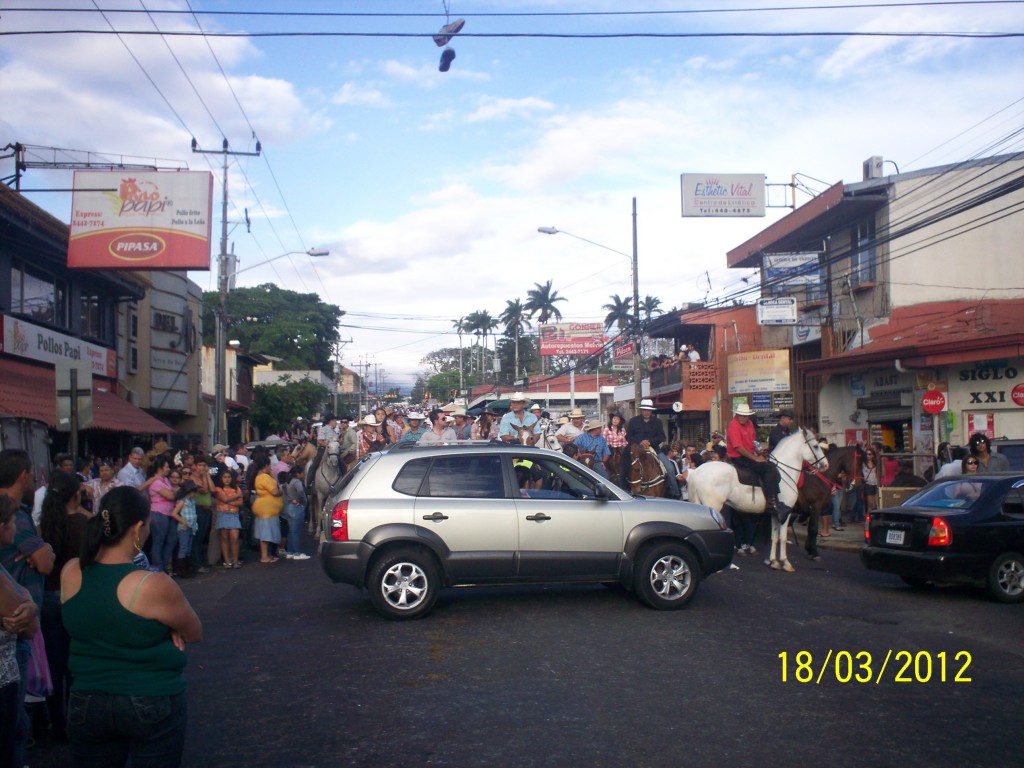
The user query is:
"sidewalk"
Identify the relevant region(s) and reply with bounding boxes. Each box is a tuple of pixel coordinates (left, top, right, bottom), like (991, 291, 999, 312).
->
(791, 517, 864, 553)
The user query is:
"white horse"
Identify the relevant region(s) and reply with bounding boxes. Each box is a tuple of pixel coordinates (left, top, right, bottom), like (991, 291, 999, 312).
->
(687, 428, 827, 573)
(297, 439, 346, 536)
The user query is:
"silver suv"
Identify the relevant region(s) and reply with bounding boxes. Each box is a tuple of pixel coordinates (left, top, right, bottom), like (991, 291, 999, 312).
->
(318, 442, 734, 619)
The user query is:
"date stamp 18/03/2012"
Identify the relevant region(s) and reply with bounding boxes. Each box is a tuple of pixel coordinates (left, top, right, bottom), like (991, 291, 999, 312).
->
(778, 650, 973, 684)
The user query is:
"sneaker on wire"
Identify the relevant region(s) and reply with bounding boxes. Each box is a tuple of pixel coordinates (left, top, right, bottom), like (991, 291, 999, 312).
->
(433, 18, 465, 47)
(439, 46, 456, 72)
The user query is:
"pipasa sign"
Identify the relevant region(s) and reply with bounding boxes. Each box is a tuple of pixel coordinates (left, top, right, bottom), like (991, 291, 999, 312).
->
(539, 323, 607, 356)
(68, 171, 213, 270)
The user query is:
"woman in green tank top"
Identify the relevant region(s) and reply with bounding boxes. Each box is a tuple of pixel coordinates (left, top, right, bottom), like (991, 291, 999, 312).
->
(61, 487, 202, 767)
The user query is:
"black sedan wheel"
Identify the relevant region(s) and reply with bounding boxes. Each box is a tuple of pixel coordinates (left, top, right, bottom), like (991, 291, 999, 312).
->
(987, 552, 1024, 604)
(635, 543, 700, 610)
(367, 548, 441, 619)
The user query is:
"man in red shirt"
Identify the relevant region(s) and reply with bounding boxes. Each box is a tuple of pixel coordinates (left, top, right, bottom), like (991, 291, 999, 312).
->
(726, 403, 785, 519)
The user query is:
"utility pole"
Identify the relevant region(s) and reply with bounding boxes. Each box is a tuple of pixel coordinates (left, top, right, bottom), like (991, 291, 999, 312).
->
(192, 137, 260, 446)
(632, 197, 642, 413)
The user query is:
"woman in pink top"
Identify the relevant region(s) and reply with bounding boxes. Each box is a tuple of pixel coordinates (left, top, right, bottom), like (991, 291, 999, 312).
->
(145, 457, 177, 574)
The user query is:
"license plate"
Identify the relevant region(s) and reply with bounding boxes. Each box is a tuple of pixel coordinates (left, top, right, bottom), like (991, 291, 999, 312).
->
(885, 529, 905, 545)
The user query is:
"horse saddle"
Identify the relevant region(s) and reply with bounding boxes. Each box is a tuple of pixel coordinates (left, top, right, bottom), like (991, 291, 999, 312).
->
(734, 465, 761, 489)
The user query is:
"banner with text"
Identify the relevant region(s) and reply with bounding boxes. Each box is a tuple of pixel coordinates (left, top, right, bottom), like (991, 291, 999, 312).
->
(727, 349, 791, 394)
(1, 314, 117, 377)
(539, 323, 607, 356)
(680, 173, 766, 217)
(68, 170, 213, 270)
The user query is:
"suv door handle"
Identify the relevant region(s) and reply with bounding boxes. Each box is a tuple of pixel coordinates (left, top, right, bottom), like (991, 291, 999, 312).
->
(525, 513, 551, 522)
(422, 512, 449, 521)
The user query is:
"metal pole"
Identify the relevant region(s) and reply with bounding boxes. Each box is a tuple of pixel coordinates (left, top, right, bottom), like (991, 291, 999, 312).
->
(632, 197, 642, 415)
(215, 152, 228, 446)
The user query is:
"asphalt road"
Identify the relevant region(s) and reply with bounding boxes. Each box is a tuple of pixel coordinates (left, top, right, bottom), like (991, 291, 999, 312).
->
(28, 534, 1024, 768)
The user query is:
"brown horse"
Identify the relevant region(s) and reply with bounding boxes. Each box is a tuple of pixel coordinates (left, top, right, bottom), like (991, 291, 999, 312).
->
(628, 445, 666, 497)
(605, 446, 628, 487)
(794, 445, 863, 559)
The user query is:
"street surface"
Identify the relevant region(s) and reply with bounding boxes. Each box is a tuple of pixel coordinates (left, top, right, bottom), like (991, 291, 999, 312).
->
(28, 531, 1024, 768)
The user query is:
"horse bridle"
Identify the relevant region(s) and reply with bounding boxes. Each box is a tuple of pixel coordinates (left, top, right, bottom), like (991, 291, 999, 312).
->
(771, 427, 828, 495)
(630, 447, 665, 492)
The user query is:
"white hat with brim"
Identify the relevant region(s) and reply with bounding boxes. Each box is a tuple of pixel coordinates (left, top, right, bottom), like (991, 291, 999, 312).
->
(585, 420, 603, 431)
(406, 412, 426, 421)
(529, 403, 541, 411)
(452, 407, 467, 416)
(210, 444, 229, 454)
(733, 404, 756, 417)
(638, 399, 657, 411)
(569, 408, 585, 419)
(359, 414, 378, 426)
(509, 392, 527, 402)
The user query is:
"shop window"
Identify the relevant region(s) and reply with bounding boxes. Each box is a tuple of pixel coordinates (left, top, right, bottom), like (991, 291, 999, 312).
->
(80, 292, 103, 339)
(10, 262, 67, 328)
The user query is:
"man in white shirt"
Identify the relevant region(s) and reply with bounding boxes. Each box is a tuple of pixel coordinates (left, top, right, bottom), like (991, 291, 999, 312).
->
(555, 409, 585, 449)
(116, 447, 146, 488)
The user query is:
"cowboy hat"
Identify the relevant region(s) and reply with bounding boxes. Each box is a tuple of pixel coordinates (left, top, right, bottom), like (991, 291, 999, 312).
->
(733, 403, 756, 417)
(529, 403, 541, 411)
(584, 419, 603, 431)
(638, 399, 657, 411)
(358, 414, 378, 426)
(509, 392, 527, 402)
(556, 416, 569, 425)
(406, 411, 426, 421)
(569, 407, 585, 419)
(210, 443, 229, 454)
(451, 407, 467, 416)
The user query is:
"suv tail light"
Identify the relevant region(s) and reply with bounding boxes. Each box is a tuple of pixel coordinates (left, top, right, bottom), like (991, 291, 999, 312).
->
(927, 517, 952, 547)
(330, 501, 349, 541)
(864, 513, 871, 542)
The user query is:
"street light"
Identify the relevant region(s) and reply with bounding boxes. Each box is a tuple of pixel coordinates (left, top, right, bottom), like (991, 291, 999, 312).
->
(213, 247, 330, 446)
(537, 197, 642, 412)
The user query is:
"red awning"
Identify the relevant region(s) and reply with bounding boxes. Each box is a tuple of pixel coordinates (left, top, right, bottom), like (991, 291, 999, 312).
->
(0, 359, 174, 434)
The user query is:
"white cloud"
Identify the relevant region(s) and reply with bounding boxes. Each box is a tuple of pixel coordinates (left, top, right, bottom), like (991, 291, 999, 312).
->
(467, 96, 556, 122)
(331, 82, 392, 108)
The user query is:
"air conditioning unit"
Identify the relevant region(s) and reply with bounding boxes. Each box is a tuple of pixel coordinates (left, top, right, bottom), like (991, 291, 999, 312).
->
(863, 156, 884, 180)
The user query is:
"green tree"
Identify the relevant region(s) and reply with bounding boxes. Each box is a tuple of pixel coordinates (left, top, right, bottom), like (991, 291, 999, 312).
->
(202, 284, 344, 375)
(249, 377, 330, 436)
(524, 280, 566, 324)
(426, 370, 462, 403)
(602, 294, 632, 333)
(640, 295, 663, 321)
(500, 298, 529, 379)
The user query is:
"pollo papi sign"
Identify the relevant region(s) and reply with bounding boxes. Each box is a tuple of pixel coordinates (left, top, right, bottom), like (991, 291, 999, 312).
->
(68, 171, 213, 270)
(539, 323, 607, 356)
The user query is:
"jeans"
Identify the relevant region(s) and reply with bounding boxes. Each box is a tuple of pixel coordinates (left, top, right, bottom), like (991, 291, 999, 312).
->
(176, 529, 194, 560)
(148, 513, 177, 573)
(192, 505, 212, 568)
(830, 490, 844, 526)
(283, 502, 305, 553)
(42, 590, 71, 734)
(68, 691, 186, 768)
(732, 510, 757, 549)
(12, 647, 29, 768)
(0, 680, 19, 768)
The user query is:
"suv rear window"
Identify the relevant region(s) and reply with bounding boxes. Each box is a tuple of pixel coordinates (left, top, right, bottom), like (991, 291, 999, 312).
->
(421, 455, 506, 498)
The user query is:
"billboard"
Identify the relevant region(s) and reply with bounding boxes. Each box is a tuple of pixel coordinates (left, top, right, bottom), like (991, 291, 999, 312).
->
(612, 341, 634, 371)
(680, 173, 765, 217)
(727, 349, 791, 394)
(539, 323, 607, 356)
(2, 314, 117, 377)
(763, 252, 820, 286)
(68, 171, 213, 270)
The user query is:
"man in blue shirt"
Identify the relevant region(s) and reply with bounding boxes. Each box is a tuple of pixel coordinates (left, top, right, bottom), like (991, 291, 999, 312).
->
(499, 393, 541, 445)
(573, 420, 611, 478)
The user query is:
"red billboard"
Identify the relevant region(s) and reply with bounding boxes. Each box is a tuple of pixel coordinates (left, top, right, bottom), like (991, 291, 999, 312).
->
(67, 171, 213, 270)
(539, 322, 607, 356)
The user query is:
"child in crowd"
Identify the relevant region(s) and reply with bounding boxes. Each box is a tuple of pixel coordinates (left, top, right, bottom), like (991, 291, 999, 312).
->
(214, 469, 243, 568)
(282, 466, 310, 560)
(171, 480, 199, 577)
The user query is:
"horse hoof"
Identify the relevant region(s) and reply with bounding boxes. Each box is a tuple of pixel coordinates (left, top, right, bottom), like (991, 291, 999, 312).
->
(769, 560, 781, 570)
(782, 560, 796, 573)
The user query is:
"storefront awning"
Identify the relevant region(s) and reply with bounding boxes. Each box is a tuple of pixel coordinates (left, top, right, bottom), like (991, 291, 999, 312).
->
(0, 359, 174, 434)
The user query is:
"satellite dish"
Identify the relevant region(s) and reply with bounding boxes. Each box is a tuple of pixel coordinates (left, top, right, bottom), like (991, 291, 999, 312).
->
(671, 401, 684, 413)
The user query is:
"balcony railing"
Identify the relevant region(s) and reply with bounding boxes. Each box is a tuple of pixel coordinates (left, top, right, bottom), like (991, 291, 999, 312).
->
(649, 361, 717, 398)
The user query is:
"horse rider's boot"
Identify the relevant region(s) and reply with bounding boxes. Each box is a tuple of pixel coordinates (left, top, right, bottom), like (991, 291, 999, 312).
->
(774, 498, 792, 524)
(765, 493, 779, 516)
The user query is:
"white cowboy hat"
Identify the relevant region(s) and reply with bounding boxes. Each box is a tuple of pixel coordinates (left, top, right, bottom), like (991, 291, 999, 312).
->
(733, 403, 756, 417)
(358, 414, 378, 426)
(584, 419, 603, 431)
(406, 411, 426, 421)
(569, 407, 585, 419)
(638, 399, 657, 411)
(529, 403, 541, 411)
(451, 407, 467, 416)
(557, 416, 569, 425)
(509, 392, 527, 402)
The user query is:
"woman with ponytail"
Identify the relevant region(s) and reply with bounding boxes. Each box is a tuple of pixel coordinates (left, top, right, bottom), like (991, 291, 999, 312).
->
(60, 486, 202, 767)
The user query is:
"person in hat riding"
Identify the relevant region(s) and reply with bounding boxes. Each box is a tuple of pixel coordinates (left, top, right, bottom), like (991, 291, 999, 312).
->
(400, 412, 430, 443)
(451, 407, 473, 441)
(622, 399, 665, 487)
(307, 415, 338, 491)
(727, 402, 784, 519)
(768, 408, 795, 452)
(555, 408, 586, 449)
(573, 420, 611, 478)
(499, 393, 542, 445)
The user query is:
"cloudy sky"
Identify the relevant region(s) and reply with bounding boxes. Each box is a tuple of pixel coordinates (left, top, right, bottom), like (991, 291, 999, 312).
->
(2, 1, 1022, 390)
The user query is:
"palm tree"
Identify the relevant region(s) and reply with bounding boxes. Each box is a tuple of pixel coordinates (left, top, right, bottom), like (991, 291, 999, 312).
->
(640, 295, 663, 322)
(500, 299, 530, 379)
(524, 280, 567, 374)
(462, 310, 484, 375)
(602, 294, 632, 334)
(477, 310, 499, 381)
(452, 317, 467, 391)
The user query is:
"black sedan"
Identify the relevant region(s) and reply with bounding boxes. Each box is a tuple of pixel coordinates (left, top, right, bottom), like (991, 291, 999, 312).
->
(860, 473, 1024, 603)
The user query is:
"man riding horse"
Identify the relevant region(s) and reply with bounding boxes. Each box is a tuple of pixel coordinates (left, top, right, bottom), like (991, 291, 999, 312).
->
(621, 399, 665, 488)
(726, 403, 786, 521)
